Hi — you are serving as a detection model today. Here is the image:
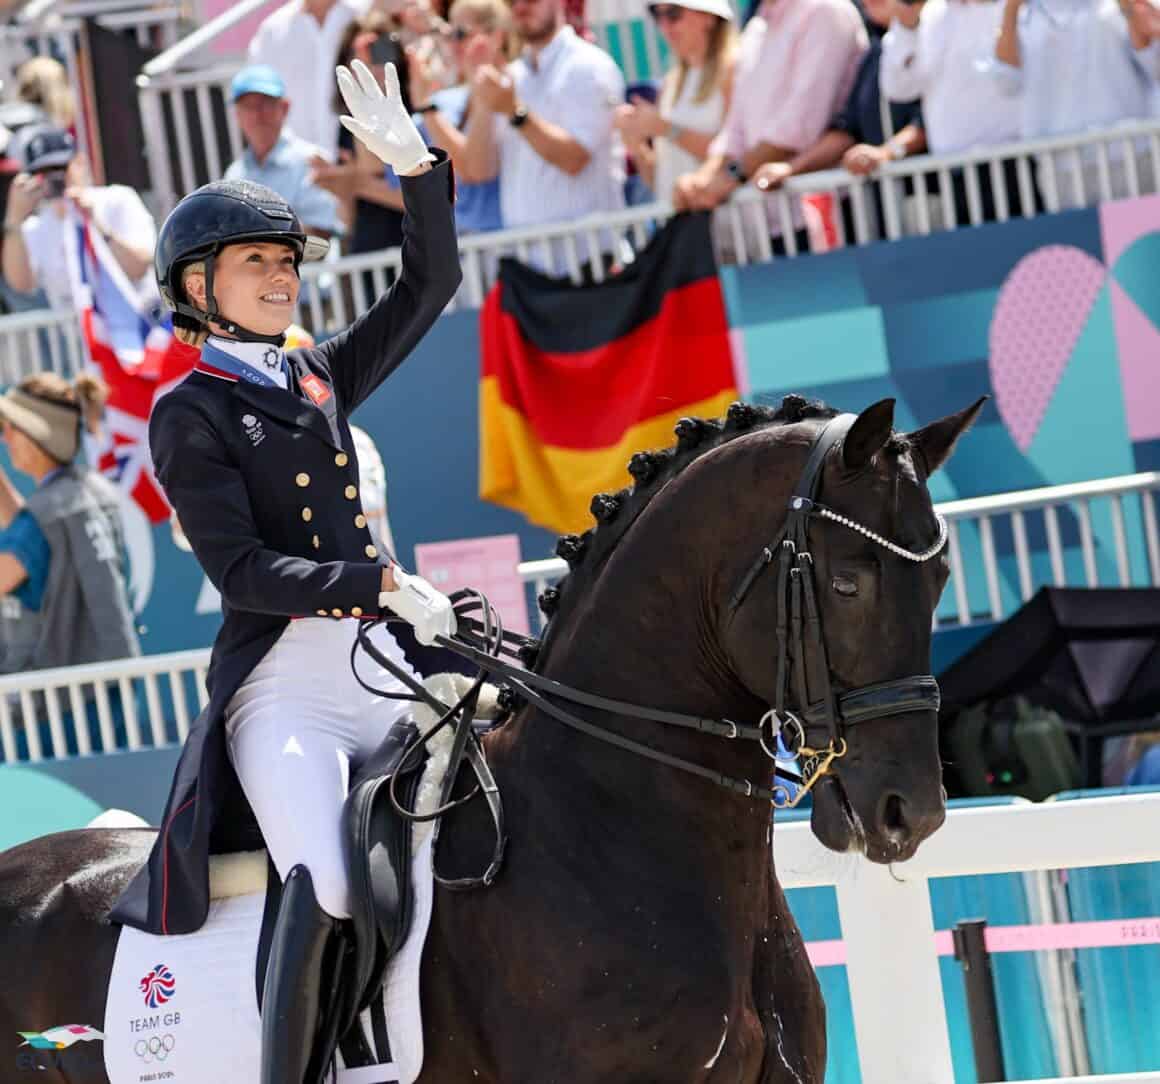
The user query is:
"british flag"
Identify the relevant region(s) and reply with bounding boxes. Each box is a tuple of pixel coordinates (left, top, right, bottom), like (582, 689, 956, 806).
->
(66, 211, 196, 524)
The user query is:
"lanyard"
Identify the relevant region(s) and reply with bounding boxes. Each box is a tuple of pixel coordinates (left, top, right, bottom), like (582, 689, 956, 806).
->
(200, 340, 288, 389)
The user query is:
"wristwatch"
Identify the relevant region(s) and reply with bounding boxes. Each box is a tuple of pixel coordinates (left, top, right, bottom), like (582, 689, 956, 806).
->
(509, 104, 530, 129)
(414, 102, 439, 115)
(725, 158, 749, 185)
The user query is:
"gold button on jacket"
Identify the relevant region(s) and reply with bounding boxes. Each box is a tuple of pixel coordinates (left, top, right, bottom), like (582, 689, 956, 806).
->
(295, 472, 310, 487)
(335, 453, 349, 467)
(351, 606, 363, 617)
(365, 544, 378, 558)
(344, 485, 357, 500)
(331, 608, 343, 618)
(355, 514, 367, 528)
(301, 507, 313, 522)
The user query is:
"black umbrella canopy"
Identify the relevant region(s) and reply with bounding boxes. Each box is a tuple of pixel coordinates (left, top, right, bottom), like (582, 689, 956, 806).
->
(938, 588, 1160, 725)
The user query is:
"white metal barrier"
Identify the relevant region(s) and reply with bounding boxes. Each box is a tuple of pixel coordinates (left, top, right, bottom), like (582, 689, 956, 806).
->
(776, 792, 1160, 1084)
(0, 306, 86, 385)
(518, 471, 1160, 630)
(0, 648, 209, 762)
(6, 120, 1160, 380)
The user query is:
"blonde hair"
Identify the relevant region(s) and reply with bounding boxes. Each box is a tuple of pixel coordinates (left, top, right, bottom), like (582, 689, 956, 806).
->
(447, 0, 515, 61)
(665, 15, 738, 108)
(19, 370, 107, 451)
(448, 0, 509, 31)
(16, 57, 76, 129)
(175, 261, 209, 348)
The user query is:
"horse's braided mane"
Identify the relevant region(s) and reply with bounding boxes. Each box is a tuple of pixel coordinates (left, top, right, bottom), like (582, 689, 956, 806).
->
(518, 394, 845, 672)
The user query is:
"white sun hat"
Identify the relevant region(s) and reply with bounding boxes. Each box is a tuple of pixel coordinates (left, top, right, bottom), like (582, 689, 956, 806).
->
(650, 0, 736, 20)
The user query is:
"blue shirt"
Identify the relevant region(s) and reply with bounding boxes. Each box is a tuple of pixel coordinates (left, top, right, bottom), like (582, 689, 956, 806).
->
(1126, 745, 1160, 787)
(387, 86, 503, 235)
(0, 508, 51, 612)
(225, 129, 344, 236)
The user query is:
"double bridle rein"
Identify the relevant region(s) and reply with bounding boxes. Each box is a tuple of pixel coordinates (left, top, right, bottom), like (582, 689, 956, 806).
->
(354, 414, 946, 890)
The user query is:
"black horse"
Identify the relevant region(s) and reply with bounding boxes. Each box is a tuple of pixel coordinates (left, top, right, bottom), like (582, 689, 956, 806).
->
(0, 395, 982, 1083)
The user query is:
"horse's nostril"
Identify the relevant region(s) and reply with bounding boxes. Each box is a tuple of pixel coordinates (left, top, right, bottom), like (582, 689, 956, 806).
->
(883, 793, 907, 835)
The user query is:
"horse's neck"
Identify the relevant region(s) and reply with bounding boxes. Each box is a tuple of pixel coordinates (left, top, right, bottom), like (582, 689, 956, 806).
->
(503, 560, 773, 884)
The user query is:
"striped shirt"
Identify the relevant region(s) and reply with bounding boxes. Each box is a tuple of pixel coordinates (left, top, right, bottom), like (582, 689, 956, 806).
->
(495, 26, 626, 272)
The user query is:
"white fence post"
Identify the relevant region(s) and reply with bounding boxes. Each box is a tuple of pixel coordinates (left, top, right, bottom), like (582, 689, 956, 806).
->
(834, 861, 955, 1084)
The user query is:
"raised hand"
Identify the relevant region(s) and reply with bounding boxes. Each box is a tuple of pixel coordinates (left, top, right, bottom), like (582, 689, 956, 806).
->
(336, 59, 435, 176)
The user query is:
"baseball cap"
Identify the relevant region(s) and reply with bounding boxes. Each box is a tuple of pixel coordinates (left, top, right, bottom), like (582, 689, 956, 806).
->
(229, 65, 287, 103)
(20, 124, 75, 172)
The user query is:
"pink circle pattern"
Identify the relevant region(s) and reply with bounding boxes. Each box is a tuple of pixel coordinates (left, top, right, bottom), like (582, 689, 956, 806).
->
(989, 245, 1108, 453)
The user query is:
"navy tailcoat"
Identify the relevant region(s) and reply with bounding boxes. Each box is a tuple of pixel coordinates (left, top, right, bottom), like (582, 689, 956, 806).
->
(110, 155, 460, 934)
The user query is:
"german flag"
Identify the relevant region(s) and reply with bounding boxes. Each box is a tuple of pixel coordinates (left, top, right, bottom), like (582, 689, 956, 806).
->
(479, 213, 739, 534)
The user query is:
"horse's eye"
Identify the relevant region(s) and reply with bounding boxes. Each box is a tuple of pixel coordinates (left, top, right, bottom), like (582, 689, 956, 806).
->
(832, 574, 859, 597)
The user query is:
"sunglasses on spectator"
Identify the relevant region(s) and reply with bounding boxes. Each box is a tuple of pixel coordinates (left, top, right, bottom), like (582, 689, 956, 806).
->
(648, 4, 686, 21)
(449, 23, 487, 40)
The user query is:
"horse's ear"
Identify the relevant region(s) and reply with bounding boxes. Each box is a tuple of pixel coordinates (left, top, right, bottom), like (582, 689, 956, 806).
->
(910, 396, 987, 475)
(842, 398, 895, 471)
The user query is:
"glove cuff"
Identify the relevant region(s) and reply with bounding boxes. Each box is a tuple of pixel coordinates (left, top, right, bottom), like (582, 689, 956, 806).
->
(394, 148, 438, 177)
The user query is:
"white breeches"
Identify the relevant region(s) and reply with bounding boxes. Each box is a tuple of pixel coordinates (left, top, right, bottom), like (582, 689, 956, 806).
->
(224, 618, 416, 919)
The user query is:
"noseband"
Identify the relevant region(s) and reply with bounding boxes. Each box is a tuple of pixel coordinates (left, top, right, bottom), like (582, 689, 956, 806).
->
(354, 414, 947, 887)
(728, 414, 944, 806)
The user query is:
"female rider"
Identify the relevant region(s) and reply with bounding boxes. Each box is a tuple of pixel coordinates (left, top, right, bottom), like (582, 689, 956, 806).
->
(111, 61, 462, 1084)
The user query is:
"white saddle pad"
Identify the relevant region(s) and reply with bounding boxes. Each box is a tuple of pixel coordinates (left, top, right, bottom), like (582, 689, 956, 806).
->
(101, 668, 485, 1084)
(103, 835, 435, 1084)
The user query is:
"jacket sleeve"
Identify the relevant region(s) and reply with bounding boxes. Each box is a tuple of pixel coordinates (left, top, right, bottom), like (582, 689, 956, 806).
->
(321, 150, 462, 413)
(151, 395, 383, 617)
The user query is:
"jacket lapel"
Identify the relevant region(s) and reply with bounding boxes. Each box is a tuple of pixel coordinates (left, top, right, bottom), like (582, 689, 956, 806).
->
(289, 355, 343, 449)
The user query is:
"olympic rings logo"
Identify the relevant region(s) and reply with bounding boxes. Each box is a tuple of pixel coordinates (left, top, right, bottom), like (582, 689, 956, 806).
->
(134, 1034, 175, 1063)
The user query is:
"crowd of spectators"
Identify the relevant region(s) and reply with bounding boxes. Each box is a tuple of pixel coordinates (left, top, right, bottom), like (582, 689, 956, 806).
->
(1, 0, 1160, 286)
(204, 0, 1160, 269)
(0, 0, 1159, 786)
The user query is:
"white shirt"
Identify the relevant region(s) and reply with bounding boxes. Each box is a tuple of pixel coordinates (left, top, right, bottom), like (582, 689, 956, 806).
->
(654, 68, 728, 206)
(881, 0, 1021, 154)
(22, 185, 157, 312)
(248, 0, 368, 159)
(496, 26, 626, 242)
(989, 0, 1160, 139)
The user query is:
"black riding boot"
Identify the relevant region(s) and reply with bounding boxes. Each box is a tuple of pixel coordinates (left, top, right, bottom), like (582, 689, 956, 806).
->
(260, 865, 339, 1084)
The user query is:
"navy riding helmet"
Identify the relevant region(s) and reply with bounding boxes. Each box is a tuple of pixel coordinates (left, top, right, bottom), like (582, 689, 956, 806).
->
(155, 179, 329, 345)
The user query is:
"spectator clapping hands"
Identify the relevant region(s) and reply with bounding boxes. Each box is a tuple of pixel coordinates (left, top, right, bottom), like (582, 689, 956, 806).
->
(471, 64, 517, 115)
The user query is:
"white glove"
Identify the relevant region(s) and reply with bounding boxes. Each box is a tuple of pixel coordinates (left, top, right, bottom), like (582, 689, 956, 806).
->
(336, 59, 435, 176)
(379, 569, 457, 646)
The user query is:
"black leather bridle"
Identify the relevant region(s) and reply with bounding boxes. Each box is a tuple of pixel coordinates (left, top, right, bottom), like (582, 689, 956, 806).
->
(726, 413, 945, 805)
(352, 414, 947, 889)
